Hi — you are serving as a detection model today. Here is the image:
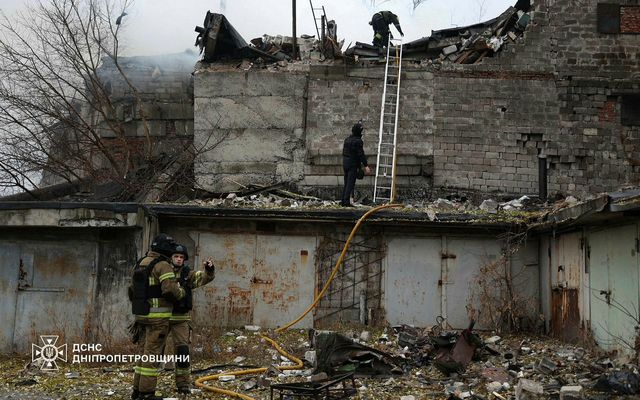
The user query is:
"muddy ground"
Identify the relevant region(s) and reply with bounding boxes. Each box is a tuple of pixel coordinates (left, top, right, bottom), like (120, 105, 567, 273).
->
(0, 327, 637, 400)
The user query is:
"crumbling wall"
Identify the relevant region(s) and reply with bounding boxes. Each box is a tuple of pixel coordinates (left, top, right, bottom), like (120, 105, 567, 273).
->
(97, 53, 195, 139)
(194, 70, 308, 192)
(41, 52, 196, 188)
(547, 0, 640, 195)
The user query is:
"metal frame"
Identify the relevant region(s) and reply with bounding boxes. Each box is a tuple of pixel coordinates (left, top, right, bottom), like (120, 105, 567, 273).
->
(314, 233, 385, 325)
(270, 372, 356, 400)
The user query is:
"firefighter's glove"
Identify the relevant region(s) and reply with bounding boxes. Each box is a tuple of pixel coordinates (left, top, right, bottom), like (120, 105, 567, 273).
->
(204, 259, 215, 273)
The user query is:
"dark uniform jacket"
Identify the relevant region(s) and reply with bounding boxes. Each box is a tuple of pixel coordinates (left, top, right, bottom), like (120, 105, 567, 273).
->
(342, 134, 368, 169)
(374, 11, 403, 35)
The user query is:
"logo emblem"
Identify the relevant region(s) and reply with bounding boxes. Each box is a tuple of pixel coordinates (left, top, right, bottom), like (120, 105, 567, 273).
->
(32, 335, 67, 370)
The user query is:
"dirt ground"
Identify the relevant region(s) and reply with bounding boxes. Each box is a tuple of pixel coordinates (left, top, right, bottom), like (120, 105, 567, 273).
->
(0, 327, 638, 400)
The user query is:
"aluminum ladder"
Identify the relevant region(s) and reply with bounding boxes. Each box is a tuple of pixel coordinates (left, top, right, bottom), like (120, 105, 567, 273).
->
(309, 0, 327, 41)
(373, 37, 403, 203)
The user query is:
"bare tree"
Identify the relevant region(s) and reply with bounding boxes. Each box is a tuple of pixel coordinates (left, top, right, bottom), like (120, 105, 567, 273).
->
(412, 0, 429, 11)
(0, 0, 211, 200)
(467, 230, 538, 333)
(365, 0, 428, 10)
(475, 0, 488, 22)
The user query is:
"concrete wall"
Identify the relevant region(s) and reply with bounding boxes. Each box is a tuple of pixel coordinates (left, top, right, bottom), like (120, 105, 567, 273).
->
(194, 70, 308, 191)
(194, 0, 640, 199)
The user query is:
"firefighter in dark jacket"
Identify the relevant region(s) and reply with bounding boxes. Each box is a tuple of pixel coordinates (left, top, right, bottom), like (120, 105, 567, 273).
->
(130, 233, 186, 400)
(341, 122, 371, 207)
(166, 243, 216, 393)
(370, 10, 404, 48)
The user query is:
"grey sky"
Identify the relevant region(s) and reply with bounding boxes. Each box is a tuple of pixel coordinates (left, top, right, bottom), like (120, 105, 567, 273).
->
(2, 0, 516, 56)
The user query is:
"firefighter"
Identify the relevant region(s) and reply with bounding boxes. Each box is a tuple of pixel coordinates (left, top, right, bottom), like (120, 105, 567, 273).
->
(129, 233, 186, 400)
(369, 10, 404, 48)
(167, 243, 216, 394)
(341, 121, 371, 207)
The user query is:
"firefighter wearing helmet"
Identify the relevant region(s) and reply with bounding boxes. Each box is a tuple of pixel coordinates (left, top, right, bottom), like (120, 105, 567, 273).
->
(129, 233, 186, 400)
(164, 242, 216, 394)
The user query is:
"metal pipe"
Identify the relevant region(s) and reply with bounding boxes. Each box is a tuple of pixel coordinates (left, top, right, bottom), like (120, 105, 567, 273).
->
(292, 0, 297, 60)
(359, 291, 366, 325)
(538, 154, 547, 202)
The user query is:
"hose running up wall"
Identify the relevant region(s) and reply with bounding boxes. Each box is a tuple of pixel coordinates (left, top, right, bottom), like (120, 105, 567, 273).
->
(195, 204, 402, 399)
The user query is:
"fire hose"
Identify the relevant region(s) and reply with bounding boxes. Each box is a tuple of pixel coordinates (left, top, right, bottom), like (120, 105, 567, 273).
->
(194, 203, 403, 399)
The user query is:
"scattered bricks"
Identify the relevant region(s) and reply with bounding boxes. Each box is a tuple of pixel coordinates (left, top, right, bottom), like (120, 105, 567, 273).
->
(442, 44, 458, 56)
(559, 385, 583, 400)
(516, 379, 544, 400)
(537, 357, 557, 374)
(479, 199, 498, 213)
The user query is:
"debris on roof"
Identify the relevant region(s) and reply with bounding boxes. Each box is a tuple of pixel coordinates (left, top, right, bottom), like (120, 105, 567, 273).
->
(346, 1, 533, 64)
(195, 12, 342, 64)
(195, 12, 248, 62)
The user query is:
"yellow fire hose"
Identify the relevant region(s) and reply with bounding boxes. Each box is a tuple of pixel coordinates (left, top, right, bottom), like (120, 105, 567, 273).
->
(195, 203, 403, 399)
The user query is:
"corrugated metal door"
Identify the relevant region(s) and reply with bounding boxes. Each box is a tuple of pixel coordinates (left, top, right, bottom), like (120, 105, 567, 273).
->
(12, 241, 98, 352)
(193, 233, 255, 327)
(192, 232, 315, 328)
(445, 238, 500, 329)
(252, 235, 315, 328)
(589, 224, 638, 353)
(0, 243, 20, 352)
(385, 237, 441, 326)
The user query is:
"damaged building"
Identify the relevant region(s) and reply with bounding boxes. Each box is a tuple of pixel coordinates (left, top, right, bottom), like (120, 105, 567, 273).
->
(1, 0, 640, 371)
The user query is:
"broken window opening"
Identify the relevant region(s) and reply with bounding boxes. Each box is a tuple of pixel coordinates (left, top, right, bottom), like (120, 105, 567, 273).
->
(621, 95, 640, 126)
(598, 4, 640, 34)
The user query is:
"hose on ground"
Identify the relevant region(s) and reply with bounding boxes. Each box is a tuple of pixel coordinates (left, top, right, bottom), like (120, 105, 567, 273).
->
(195, 203, 403, 399)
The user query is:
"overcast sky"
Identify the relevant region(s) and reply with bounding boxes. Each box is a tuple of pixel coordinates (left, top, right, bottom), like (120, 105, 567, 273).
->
(2, 0, 516, 56)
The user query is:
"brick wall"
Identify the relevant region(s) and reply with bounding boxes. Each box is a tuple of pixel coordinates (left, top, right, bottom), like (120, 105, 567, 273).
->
(193, 0, 640, 200)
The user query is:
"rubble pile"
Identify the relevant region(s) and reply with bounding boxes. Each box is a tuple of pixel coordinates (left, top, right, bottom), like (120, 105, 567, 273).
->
(182, 188, 568, 225)
(2, 325, 640, 399)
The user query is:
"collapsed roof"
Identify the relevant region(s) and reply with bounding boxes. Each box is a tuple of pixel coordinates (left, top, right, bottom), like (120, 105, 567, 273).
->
(194, 1, 532, 65)
(346, 0, 532, 63)
(195, 11, 341, 63)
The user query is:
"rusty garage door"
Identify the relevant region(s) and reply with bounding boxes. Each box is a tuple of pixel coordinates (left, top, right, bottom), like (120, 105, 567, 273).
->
(550, 231, 584, 343)
(190, 232, 316, 328)
(5, 239, 98, 353)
